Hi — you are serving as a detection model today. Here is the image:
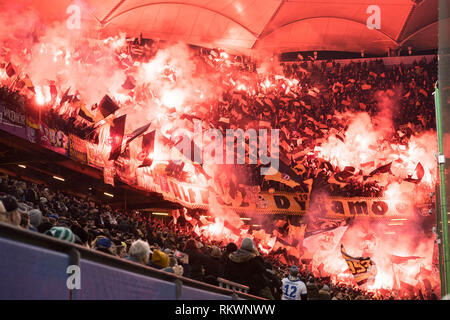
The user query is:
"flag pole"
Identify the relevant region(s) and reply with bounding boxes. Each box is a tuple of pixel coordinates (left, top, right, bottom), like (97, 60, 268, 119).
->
(435, 185, 445, 297)
(434, 81, 450, 296)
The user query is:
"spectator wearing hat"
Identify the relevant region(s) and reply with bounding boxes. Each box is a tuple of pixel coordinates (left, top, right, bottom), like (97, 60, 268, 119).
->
(48, 213, 58, 224)
(45, 226, 76, 243)
(93, 236, 114, 255)
(318, 284, 331, 300)
(28, 209, 42, 231)
(281, 266, 307, 300)
(149, 249, 170, 269)
(223, 237, 268, 297)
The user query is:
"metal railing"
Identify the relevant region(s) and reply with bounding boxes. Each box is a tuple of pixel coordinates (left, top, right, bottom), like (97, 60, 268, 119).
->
(217, 277, 250, 295)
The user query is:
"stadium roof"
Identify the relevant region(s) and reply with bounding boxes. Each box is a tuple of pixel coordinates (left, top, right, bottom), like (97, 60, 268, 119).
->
(14, 0, 449, 54)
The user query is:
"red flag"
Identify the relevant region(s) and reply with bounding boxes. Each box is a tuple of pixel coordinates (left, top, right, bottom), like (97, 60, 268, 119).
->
(404, 162, 425, 184)
(138, 130, 156, 168)
(126, 122, 151, 145)
(368, 162, 392, 177)
(122, 76, 136, 90)
(108, 115, 126, 161)
(5, 63, 15, 77)
(97, 95, 120, 122)
(416, 162, 425, 180)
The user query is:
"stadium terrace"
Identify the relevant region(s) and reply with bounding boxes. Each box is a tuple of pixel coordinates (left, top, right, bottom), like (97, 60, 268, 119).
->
(0, 0, 448, 303)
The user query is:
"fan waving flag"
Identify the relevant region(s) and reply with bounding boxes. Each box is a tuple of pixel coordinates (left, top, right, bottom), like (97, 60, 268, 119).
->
(96, 95, 120, 122)
(368, 162, 392, 177)
(78, 104, 95, 123)
(404, 162, 425, 184)
(138, 130, 156, 168)
(264, 171, 301, 188)
(5, 62, 15, 77)
(126, 122, 151, 145)
(108, 115, 127, 161)
(341, 244, 377, 286)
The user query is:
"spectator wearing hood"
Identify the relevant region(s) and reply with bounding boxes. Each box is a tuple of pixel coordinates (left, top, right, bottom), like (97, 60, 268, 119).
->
(28, 209, 42, 231)
(223, 237, 268, 297)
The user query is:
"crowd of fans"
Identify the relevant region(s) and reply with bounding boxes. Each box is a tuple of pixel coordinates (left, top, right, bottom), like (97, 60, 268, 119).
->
(0, 174, 439, 300)
(0, 40, 440, 300)
(206, 54, 437, 197)
(1, 39, 438, 199)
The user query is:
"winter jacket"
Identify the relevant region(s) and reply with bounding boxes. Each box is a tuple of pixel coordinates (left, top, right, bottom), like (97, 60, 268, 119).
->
(223, 249, 268, 296)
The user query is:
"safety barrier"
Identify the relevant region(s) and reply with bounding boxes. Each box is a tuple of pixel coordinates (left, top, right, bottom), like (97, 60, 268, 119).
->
(217, 278, 250, 294)
(0, 223, 262, 300)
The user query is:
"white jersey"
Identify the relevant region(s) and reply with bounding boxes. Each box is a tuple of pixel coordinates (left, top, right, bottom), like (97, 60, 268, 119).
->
(281, 277, 307, 300)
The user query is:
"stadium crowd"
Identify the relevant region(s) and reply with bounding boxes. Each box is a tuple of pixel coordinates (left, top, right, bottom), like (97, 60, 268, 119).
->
(0, 174, 438, 300)
(208, 54, 437, 196)
(1, 43, 437, 199)
(0, 40, 440, 299)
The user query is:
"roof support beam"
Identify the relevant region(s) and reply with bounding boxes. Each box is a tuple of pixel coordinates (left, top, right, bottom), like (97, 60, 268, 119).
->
(101, 0, 128, 24)
(399, 20, 440, 46)
(103, 2, 259, 38)
(252, 0, 286, 49)
(254, 16, 399, 48)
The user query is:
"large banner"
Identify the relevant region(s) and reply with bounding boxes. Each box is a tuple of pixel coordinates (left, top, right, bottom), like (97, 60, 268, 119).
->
(137, 169, 415, 217)
(148, 171, 310, 214)
(86, 142, 105, 169)
(0, 105, 423, 219)
(38, 123, 69, 156)
(0, 103, 29, 140)
(69, 134, 87, 164)
(321, 197, 412, 219)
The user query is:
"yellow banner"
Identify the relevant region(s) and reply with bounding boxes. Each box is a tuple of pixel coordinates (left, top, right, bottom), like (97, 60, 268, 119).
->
(321, 196, 412, 219)
(146, 172, 309, 215)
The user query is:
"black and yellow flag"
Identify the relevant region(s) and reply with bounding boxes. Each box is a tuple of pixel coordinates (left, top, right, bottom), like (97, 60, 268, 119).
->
(341, 244, 377, 286)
